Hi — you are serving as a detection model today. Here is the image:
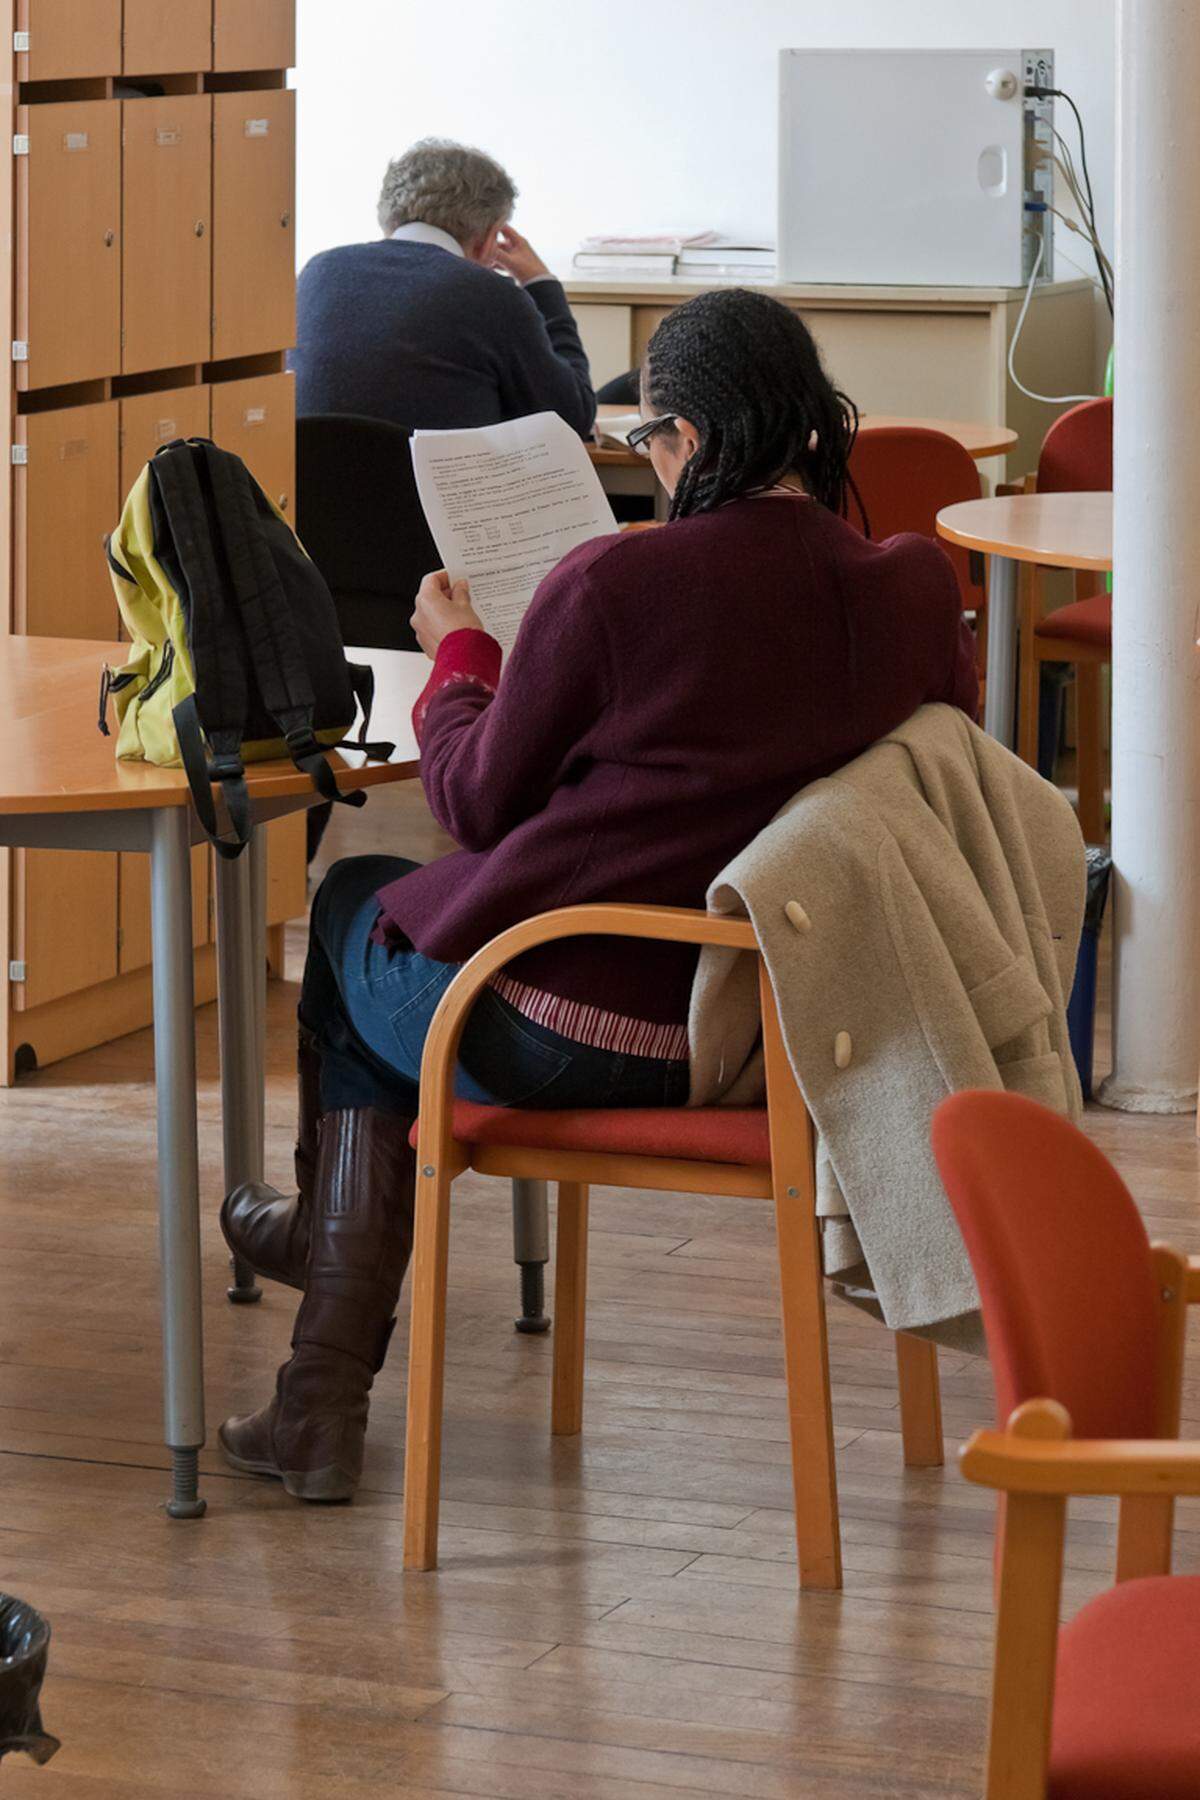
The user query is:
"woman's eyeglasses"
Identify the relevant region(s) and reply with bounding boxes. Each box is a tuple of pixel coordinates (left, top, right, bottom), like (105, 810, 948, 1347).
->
(626, 414, 677, 459)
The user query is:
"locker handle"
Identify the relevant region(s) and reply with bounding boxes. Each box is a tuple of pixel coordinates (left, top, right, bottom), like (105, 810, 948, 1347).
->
(194, 220, 206, 238)
(103, 230, 115, 248)
(280, 211, 291, 228)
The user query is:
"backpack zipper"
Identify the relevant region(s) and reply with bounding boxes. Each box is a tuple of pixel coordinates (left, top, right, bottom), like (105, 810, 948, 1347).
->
(136, 640, 176, 708)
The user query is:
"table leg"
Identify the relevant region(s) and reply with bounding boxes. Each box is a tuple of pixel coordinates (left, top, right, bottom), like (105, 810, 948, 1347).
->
(512, 1178, 550, 1334)
(149, 807, 207, 1519)
(984, 553, 1019, 748)
(215, 831, 267, 1304)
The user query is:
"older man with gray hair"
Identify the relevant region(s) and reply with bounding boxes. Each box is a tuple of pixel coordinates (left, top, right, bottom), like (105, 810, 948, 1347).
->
(293, 137, 594, 437)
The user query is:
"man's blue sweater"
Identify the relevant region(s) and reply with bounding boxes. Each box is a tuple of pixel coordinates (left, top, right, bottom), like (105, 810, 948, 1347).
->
(293, 239, 595, 438)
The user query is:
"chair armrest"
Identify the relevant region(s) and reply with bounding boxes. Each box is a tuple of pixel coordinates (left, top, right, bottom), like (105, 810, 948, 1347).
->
(416, 904, 756, 1140)
(1186, 1256, 1200, 1304)
(961, 1428, 1200, 1497)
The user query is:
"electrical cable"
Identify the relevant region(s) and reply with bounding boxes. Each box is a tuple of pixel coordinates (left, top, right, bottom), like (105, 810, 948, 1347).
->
(1007, 236, 1101, 404)
(1030, 84, 1112, 313)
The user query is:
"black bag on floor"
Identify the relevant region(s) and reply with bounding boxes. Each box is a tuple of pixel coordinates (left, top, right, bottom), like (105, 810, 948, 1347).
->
(0, 1595, 58, 1765)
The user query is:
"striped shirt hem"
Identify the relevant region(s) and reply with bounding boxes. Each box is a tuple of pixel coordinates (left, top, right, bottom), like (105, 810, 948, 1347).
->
(489, 972, 690, 1062)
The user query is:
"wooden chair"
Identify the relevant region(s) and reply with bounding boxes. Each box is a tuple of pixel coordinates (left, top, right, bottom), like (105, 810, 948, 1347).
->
(932, 1090, 1200, 1800)
(402, 902, 945, 1587)
(1015, 399, 1113, 843)
(848, 425, 988, 680)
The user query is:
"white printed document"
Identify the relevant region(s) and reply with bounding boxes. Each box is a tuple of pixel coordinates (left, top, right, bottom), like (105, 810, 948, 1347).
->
(410, 411, 618, 655)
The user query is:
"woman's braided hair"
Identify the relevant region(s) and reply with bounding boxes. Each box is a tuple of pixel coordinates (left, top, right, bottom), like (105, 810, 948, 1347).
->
(642, 288, 862, 523)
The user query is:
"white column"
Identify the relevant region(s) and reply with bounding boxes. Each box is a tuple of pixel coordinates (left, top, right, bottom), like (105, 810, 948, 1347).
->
(1100, 0, 1200, 1113)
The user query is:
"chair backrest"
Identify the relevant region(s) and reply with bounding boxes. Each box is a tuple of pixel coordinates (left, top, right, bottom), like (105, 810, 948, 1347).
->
(931, 1091, 1161, 1438)
(1037, 397, 1112, 494)
(847, 427, 983, 611)
(296, 413, 436, 651)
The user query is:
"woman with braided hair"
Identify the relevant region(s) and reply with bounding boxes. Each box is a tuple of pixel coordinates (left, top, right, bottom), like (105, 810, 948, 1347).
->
(220, 286, 978, 1504)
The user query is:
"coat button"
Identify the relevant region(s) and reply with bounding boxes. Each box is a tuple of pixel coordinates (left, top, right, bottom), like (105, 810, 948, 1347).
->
(785, 899, 811, 934)
(834, 1030, 853, 1070)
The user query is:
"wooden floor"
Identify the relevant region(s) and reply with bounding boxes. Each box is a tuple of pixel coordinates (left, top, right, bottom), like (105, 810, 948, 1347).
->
(1, 785, 1198, 1798)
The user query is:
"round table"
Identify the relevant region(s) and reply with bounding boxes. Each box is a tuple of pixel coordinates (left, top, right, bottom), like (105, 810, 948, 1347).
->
(0, 637, 424, 1515)
(937, 491, 1112, 744)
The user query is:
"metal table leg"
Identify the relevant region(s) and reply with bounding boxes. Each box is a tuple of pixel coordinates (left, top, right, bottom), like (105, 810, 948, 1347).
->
(984, 552, 1019, 748)
(512, 1178, 550, 1333)
(215, 834, 265, 1304)
(149, 807, 207, 1518)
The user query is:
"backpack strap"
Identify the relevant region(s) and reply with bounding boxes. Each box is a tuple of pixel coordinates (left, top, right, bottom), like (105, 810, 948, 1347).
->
(345, 662, 396, 761)
(149, 443, 255, 860)
(197, 441, 368, 812)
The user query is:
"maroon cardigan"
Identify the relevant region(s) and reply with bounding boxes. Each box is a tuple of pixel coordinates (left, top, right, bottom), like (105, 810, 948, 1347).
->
(378, 496, 979, 1032)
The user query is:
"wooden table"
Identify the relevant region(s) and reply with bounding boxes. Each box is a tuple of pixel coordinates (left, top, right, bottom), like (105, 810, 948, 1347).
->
(591, 404, 1018, 465)
(936, 492, 1113, 745)
(0, 637, 426, 1516)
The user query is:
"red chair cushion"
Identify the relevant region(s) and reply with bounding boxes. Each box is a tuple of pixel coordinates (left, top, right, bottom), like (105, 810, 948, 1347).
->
(1034, 591, 1112, 648)
(410, 1103, 770, 1166)
(1049, 1576, 1200, 1798)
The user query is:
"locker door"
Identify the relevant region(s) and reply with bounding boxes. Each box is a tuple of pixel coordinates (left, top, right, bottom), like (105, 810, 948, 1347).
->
(119, 384, 211, 496)
(122, 96, 212, 376)
(14, 849, 120, 1010)
(212, 0, 294, 71)
(123, 0, 213, 73)
(118, 848, 209, 973)
(16, 102, 122, 391)
(16, 401, 120, 640)
(210, 371, 294, 517)
(212, 90, 295, 361)
(16, 0, 121, 80)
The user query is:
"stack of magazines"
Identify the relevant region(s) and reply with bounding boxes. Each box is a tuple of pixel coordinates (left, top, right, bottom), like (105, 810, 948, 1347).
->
(573, 232, 775, 276)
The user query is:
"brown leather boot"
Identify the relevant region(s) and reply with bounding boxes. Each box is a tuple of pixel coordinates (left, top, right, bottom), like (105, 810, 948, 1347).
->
(220, 1023, 322, 1289)
(218, 1106, 415, 1501)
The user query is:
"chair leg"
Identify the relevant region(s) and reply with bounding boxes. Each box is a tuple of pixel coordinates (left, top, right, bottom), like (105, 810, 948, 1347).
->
(1074, 661, 1106, 844)
(894, 1332, 944, 1468)
(551, 1183, 588, 1437)
(774, 1187, 842, 1590)
(402, 1164, 454, 1572)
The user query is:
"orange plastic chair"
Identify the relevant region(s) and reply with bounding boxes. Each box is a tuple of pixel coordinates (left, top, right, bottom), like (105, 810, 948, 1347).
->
(848, 426, 987, 673)
(931, 1091, 1200, 1800)
(1016, 398, 1113, 843)
(402, 903, 946, 1586)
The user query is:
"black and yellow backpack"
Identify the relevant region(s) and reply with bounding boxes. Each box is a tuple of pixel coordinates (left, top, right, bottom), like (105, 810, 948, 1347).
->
(101, 437, 391, 856)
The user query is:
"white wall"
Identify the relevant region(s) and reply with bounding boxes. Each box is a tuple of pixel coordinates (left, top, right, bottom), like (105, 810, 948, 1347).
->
(296, 0, 1114, 285)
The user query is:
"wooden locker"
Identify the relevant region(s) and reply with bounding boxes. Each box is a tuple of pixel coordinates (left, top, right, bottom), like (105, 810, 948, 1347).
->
(212, 0, 294, 72)
(118, 849, 209, 974)
(123, 0, 213, 73)
(15, 401, 119, 639)
(212, 90, 295, 362)
(16, 0, 121, 81)
(122, 96, 212, 376)
(210, 371, 294, 516)
(13, 850, 119, 1011)
(119, 383, 210, 496)
(16, 101, 122, 391)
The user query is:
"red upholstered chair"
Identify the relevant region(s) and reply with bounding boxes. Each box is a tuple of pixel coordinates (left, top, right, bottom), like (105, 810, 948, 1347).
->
(402, 903, 946, 1585)
(848, 426, 987, 678)
(931, 1090, 1200, 1800)
(1016, 398, 1113, 843)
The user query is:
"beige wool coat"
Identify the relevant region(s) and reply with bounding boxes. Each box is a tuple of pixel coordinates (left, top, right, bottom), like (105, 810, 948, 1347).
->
(688, 704, 1085, 1342)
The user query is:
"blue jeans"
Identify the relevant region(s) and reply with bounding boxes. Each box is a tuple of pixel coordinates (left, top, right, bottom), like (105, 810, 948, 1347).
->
(301, 856, 691, 1116)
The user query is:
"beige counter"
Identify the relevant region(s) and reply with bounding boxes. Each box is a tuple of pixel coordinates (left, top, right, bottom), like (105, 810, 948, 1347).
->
(563, 273, 1099, 477)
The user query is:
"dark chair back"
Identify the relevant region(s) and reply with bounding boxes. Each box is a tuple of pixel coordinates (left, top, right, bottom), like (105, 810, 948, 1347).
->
(296, 414, 436, 651)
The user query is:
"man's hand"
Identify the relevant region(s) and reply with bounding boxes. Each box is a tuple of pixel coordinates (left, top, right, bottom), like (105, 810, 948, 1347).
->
(492, 225, 552, 285)
(411, 570, 487, 659)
